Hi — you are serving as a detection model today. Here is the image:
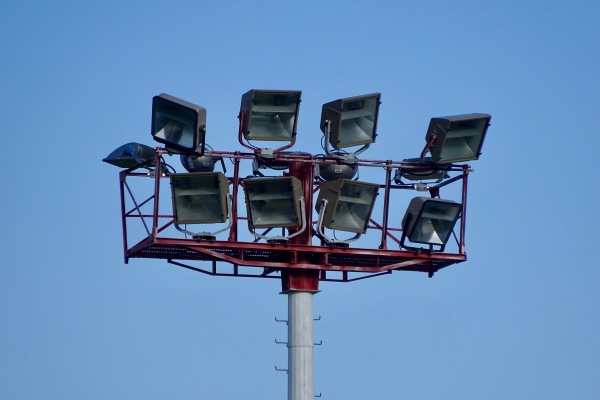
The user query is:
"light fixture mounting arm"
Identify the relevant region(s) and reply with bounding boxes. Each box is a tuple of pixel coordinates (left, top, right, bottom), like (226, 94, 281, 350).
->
(420, 133, 437, 162)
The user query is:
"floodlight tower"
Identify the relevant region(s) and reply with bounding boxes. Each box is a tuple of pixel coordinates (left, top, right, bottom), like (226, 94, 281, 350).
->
(103, 91, 491, 400)
(240, 90, 319, 399)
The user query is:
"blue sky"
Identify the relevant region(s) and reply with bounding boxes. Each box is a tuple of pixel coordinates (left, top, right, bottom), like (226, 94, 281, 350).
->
(1, 0, 599, 399)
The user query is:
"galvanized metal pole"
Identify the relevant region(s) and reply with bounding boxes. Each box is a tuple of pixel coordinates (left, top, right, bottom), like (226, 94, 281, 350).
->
(287, 290, 314, 400)
(285, 160, 318, 400)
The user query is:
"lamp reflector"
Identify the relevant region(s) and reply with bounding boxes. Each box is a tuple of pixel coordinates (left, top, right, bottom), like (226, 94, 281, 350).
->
(170, 172, 229, 224)
(102, 142, 155, 168)
(426, 113, 491, 164)
(240, 90, 302, 142)
(244, 176, 303, 228)
(320, 93, 381, 149)
(402, 197, 461, 246)
(152, 93, 206, 154)
(316, 179, 379, 234)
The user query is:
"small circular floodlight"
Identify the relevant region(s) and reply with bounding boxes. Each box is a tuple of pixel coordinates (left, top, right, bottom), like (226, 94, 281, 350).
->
(180, 154, 216, 172)
(318, 162, 358, 181)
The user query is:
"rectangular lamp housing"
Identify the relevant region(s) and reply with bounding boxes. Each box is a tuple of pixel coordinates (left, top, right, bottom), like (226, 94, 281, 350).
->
(244, 176, 303, 229)
(426, 113, 491, 164)
(402, 197, 462, 246)
(152, 93, 206, 154)
(320, 93, 381, 149)
(316, 179, 379, 233)
(170, 172, 229, 224)
(240, 90, 301, 142)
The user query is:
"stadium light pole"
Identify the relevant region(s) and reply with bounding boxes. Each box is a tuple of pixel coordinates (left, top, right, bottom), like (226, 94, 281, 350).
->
(285, 160, 318, 400)
(104, 91, 491, 400)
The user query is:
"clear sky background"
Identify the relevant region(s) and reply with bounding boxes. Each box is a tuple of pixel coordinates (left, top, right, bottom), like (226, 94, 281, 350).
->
(2, 0, 599, 399)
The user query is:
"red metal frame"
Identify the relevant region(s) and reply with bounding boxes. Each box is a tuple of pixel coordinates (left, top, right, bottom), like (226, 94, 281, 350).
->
(118, 149, 470, 283)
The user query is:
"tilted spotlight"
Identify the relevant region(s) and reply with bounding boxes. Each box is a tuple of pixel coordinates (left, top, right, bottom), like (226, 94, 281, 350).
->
(170, 172, 231, 240)
(315, 178, 379, 246)
(152, 93, 207, 154)
(102, 142, 156, 169)
(401, 197, 462, 252)
(422, 113, 491, 164)
(243, 176, 306, 242)
(320, 93, 381, 160)
(239, 89, 302, 156)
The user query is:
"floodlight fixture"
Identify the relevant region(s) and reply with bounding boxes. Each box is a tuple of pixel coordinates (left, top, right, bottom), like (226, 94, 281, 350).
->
(239, 89, 302, 154)
(243, 176, 306, 242)
(394, 158, 449, 183)
(170, 172, 231, 239)
(320, 93, 381, 159)
(423, 113, 491, 164)
(401, 197, 462, 252)
(315, 179, 379, 245)
(315, 160, 358, 182)
(180, 153, 215, 172)
(102, 142, 156, 169)
(180, 144, 225, 173)
(250, 151, 311, 177)
(152, 93, 207, 155)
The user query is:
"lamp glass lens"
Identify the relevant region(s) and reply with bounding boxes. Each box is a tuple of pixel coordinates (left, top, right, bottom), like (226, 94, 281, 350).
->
(329, 182, 378, 233)
(337, 96, 378, 147)
(247, 92, 298, 140)
(171, 174, 227, 224)
(153, 101, 198, 150)
(246, 179, 299, 228)
(410, 201, 461, 245)
(439, 127, 482, 163)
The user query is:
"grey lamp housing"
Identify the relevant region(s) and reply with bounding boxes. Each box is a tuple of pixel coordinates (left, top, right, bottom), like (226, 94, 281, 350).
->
(152, 93, 206, 154)
(320, 93, 381, 150)
(315, 179, 379, 234)
(401, 197, 462, 251)
(425, 113, 491, 164)
(240, 90, 302, 142)
(243, 176, 304, 229)
(170, 172, 230, 225)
